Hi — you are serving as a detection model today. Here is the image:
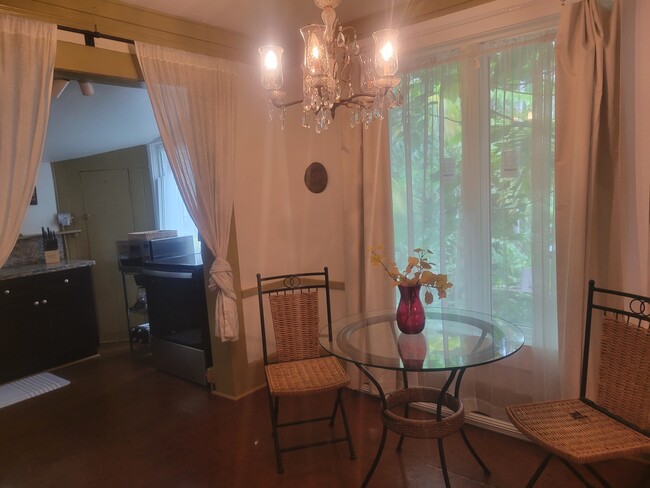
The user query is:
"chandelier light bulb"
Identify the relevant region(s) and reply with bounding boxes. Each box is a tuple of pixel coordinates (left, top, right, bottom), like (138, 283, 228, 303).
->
(302, 25, 328, 77)
(259, 45, 284, 90)
(373, 29, 399, 78)
(264, 50, 278, 70)
(380, 42, 394, 62)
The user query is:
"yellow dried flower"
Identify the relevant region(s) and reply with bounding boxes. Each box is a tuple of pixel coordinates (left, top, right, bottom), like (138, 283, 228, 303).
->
(370, 248, 453, 302)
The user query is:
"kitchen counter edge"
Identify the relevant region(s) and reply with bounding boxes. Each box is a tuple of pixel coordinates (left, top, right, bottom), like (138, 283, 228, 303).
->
(0, 260, 96, 281)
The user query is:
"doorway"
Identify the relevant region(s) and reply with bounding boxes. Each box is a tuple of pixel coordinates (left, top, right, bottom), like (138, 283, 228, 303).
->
(52, 146, 156, 342)
(80, 168, 136, 342)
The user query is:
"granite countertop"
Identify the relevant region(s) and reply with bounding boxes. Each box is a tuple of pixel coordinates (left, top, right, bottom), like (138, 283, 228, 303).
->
(0, 259, 96, 281)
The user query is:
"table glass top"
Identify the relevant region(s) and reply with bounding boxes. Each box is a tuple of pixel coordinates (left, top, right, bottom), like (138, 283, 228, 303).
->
(320, 308, 524, 372)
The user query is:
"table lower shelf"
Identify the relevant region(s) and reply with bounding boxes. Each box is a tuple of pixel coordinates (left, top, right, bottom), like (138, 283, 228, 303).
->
(381, 387, 465, 439)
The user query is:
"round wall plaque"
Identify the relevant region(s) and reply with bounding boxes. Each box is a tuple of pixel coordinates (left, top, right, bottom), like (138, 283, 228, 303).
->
(304, 162, 328, 194)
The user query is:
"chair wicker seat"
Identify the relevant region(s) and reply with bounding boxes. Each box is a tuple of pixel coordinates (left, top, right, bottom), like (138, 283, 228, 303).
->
(505, 281, 650, 487)
(266, 356, 350, 396)
(508, 398, 650, 464)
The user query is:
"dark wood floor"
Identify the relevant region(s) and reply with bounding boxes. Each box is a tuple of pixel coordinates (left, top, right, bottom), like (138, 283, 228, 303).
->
(0, 342, 646, 488)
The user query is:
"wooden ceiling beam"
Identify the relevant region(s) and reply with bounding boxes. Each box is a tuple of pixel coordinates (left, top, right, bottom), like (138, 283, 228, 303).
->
(0, 0, 259, 63)
(0, 0, 496, 68)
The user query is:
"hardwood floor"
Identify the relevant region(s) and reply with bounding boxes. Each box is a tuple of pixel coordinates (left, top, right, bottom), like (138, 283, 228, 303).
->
(0, 343, 646, 488)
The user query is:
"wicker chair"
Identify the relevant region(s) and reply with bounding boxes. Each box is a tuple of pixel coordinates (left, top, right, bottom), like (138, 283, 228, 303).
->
(256, 268, 355, 473)
(507, 280, 650, 487)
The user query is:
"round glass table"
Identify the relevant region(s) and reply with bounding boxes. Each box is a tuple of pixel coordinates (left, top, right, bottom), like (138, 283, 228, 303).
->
(319, 308, 524, 488)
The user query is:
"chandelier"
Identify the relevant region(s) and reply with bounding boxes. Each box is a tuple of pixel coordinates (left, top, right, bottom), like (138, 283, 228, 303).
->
(259, 0, 403, 133)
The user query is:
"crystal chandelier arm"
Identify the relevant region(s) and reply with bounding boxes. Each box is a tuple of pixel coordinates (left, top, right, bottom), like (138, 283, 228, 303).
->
(270, 98, 303, 109)
(271, 93, 374, 116)
(260, 0, 402, 132)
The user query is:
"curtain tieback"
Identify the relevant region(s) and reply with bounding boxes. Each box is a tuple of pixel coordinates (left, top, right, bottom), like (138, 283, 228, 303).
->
(208, 257, 236, 299)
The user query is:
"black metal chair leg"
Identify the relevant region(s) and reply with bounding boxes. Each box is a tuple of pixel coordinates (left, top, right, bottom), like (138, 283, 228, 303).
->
(266, 390, 284, 474)
(329, 389, 341, 426)
(585, 464, 612, 488)
(459, 427, 490, 475)
(361, 426, 388, 488)
(526, 453, 553, 488)
(337, 389, 356, 460)
(438, 438, 451, 488)
(558, 457, 595, 487)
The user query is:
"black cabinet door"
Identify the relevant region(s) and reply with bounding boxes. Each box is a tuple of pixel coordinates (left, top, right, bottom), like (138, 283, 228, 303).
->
(0, 285, 47, 383)
(0, 267, 98, 383)
(44, 267, 99, 368)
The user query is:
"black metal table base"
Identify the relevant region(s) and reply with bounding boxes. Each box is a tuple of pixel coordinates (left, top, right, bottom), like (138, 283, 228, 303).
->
(356, 364, 490, 488)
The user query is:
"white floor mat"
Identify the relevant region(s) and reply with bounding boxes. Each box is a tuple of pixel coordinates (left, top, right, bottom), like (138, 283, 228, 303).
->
(0, 372, 70, 409)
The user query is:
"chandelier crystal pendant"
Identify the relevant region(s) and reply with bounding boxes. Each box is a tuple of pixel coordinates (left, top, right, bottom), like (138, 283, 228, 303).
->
(259, 0, 404, 133)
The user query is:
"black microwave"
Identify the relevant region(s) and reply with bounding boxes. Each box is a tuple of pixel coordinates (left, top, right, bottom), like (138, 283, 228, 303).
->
(116, 235, 194, 273)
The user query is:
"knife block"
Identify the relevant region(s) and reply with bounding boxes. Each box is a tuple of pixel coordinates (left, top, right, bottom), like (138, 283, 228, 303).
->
(44, 249, 61, 264)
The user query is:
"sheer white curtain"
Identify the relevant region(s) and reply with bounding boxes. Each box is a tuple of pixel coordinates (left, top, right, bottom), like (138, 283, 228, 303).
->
(339, 112, 397, 392)
(135, 42, 240, 341)
(390, 30, 558, 420)
(0, 14, 56, 267)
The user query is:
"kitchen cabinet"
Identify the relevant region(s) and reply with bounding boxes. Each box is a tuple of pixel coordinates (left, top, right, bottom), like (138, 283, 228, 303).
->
(0, 266, 98, 384)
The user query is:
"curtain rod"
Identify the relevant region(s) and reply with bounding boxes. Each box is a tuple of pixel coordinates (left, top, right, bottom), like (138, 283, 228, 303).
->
(57, 25, 134, 47)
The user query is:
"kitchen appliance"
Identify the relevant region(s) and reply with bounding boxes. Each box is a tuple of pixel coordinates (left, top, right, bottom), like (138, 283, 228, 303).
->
(116, 235, 194, 273)
(116, 235, 195, 349)
(143, 252, 212, 386)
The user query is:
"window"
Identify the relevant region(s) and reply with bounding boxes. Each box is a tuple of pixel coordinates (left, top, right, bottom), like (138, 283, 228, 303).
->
(389, 31, 557, 344)
(149, 142, 200, 252)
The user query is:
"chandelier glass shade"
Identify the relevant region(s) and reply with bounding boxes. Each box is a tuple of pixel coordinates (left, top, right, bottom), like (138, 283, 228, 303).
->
(259, 0, 403, 133)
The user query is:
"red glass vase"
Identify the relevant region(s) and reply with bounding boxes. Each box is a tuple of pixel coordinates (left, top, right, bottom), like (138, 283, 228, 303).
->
(397, 332, 427, 368)
(396, 283, 426, 334)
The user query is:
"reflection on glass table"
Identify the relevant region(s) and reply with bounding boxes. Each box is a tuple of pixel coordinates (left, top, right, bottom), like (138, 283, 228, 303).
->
(319, 308, 524, 488)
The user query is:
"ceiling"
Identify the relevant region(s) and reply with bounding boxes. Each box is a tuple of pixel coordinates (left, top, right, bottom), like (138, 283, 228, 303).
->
(117, 0, 410, 45)
(43, 81, 159, 163)
(44, 0, 409, 164)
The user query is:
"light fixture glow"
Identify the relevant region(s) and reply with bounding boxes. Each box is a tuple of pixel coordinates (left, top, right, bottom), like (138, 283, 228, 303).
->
(259, 0, 402, 133)
(264, 51, 278, 70)
(380, 42, 394, 61)
(373, 29, 399, 78)
(259, 45, 284, 92)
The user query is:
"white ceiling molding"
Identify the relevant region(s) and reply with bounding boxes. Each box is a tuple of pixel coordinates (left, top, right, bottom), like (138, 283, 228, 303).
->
(398, 0, 561, 56)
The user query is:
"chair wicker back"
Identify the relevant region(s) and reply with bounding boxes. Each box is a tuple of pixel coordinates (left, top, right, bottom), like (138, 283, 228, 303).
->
(256, 268, 333, 366)
(597, 317, 650, 431)
(581, 281, 650, 435)
(268, 291, 320, 362)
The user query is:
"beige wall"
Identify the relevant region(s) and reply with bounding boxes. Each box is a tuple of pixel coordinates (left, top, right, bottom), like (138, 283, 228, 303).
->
(20, 163, 58, 235)
(234, 64, 348, 367)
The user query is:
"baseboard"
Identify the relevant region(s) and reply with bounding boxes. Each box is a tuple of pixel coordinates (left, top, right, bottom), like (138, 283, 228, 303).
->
(414, 402, 529, 441)
(210, 382, 266, 401)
